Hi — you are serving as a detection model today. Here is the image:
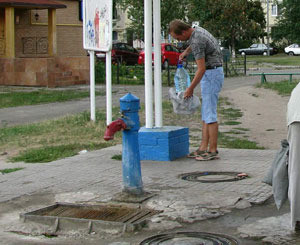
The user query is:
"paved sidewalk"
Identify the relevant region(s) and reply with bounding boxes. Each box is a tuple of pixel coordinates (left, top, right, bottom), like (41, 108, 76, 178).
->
(0, 146, 273, 204)
(1, 145, 289, 244)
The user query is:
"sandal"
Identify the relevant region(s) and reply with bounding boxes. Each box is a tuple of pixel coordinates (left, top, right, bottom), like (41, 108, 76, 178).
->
(187, 149, 207, 158)
(195, 152, 219, 161)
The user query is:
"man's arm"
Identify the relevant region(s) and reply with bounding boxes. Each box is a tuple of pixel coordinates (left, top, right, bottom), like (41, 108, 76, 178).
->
(184, 58, 205, 98)
(179, 45, 192, 61)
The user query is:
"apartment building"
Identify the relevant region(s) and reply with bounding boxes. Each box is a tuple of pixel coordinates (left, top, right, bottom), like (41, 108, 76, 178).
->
(0, 0, 90, 87)
(260, 0, 282, 42)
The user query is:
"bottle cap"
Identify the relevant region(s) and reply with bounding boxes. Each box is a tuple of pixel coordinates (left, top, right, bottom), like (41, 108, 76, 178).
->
(177, 64, 183, 68)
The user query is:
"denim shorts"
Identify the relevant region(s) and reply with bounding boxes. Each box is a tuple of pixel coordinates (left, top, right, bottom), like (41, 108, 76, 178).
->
(200, 67, 224, 124)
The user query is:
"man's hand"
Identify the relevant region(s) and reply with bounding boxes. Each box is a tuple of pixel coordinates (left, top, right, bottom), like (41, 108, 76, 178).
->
(179, 45, 191, 61)
(184, 86, 194, 99)
(179, 52, 186, 61)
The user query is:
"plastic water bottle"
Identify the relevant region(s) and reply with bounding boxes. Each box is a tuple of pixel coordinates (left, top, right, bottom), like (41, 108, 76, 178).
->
(174, 64, 191, 93)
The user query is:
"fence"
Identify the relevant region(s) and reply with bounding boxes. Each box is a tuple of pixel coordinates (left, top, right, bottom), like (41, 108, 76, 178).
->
(95, 61, 177, 86)
(223, 55, 247, 77)
(95, 55, 248, 85)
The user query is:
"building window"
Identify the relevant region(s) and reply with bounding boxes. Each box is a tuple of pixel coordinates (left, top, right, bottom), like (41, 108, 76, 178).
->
(271, 5, 278, 16)
(113, 2, 117, 20)
(79, 0, 83, 21)
(113, 31, 118, 40)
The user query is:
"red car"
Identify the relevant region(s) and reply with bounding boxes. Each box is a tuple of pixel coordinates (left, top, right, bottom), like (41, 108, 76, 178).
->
(96, 42, 140, 65)
(138, 43, 182, 69)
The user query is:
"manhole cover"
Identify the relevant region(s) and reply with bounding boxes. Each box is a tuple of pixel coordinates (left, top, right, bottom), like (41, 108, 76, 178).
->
(179, 171, 248, 183)
(140, 232, 239, 244)
(21, 203, 161, 233)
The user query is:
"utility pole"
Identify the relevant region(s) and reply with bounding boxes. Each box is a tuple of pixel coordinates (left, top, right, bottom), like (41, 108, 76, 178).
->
(266, 0, 270, 56)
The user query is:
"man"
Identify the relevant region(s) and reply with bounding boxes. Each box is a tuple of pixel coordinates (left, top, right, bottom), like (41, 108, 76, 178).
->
(287, 82, 300, 230)
(169, 19, 224, 161)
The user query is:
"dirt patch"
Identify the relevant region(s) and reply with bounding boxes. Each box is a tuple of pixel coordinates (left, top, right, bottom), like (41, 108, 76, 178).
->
(221, 86, 289, 150)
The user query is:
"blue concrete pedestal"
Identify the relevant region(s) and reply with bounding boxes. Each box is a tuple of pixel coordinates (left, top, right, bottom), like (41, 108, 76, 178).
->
(139, 126, 189, 161)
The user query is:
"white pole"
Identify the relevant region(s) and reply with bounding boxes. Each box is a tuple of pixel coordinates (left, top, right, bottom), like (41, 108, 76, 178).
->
(144, 0, 153, 128)
(89, 50, 96, 121)
(106, 51, 112, 125)
(267, 0, 270, 56)
(153, 0, 163, 128)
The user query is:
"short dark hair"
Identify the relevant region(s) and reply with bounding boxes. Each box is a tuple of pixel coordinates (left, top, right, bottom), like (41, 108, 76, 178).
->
(169, 19, 191, 35)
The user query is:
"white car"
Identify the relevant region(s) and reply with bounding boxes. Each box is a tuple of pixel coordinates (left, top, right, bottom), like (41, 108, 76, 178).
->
(284, 44, 300, 56)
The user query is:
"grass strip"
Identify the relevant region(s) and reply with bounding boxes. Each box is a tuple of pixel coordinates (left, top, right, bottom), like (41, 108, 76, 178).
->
(223, 121, 241, 126)
(218, 132, 264, 149)
(111, 154, 122, 161)
(0, 90, 105, 108)
(246, 54, 300, 66)
(0, 110, 121, 163)
(256, 80, 299, 96)
(0, 168, 24, 174)
(1, 93, 264, 163)
(10, 143, 111, 163)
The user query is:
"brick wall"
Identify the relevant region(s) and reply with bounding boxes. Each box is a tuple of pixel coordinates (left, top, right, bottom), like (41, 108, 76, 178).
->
(13, 0, 86, 58)
(57, 25, 86, 57)
(0, 56, 89, 87)
(0, 1, 91, 86)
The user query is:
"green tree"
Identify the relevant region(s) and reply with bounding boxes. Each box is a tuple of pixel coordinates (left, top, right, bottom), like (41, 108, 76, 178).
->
(271, 0, 300, 44)
(186, 0, 208, 25)
(188, 0, 266, 56)
(116, 0, 189, 40)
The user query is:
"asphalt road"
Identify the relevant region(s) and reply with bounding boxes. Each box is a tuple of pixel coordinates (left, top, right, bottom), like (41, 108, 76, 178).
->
(1, 68, 299, 128)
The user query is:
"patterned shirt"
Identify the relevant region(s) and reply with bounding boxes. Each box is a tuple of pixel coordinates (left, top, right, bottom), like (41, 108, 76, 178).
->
(188, 26, 223, 68)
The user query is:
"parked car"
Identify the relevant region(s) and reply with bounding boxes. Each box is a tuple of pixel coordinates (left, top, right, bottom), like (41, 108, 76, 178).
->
(138, 43, 182, 69)
(238, 43, 277, 56)
(284, 44, 300, 56)
(96, 42, 140, 65)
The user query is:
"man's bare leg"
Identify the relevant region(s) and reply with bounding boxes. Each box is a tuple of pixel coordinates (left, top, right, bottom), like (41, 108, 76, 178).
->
(208, 122, 218, 153)
(199, 121, 209, 151)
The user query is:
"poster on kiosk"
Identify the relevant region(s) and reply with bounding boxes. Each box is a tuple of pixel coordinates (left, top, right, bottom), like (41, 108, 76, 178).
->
(83, 0, 112, 52)
(83, 0, 113, 123)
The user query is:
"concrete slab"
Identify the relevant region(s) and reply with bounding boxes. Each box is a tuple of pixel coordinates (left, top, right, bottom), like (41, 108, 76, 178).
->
(238, 213, 298, 244)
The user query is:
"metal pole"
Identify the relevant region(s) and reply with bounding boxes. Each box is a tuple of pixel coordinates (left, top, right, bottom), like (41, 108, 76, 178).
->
(117, 60, 120, 84)
(225, 58, 228, 78)
(244, 54, 247, 76)
(261, 72, 265, 84)
(89, 50, 96, 121)
(153, 0, 163, 128)
(267, 0, 270, 56)
(144, 0, 153, 128)
(167, 62, 170, 86)
(106, 51, 112, 125)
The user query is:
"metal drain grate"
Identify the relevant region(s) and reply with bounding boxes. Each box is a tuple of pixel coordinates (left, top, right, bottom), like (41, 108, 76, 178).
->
(140, 231, 239, 244)
(21, 203, 161, 233)
(37, 204, 156, 223)
(179, 171, 248, 183)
